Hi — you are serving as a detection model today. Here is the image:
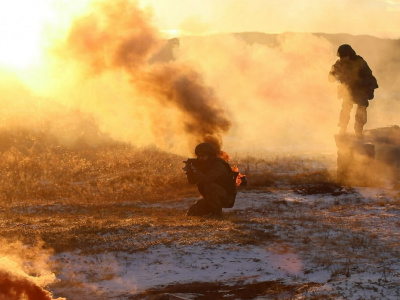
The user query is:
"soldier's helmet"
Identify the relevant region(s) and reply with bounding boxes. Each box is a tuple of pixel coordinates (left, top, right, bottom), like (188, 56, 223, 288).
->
(337, 44, 356, 58)
(195, 143, 216, 156)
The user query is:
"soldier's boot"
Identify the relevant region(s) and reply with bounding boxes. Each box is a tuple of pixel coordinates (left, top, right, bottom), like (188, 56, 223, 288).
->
(204, 209, 222, 219)
(211, 206, 222, 217)
(186, 199, 210, 216)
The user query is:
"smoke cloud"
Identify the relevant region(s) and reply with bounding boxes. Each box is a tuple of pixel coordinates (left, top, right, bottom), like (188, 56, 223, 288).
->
(55, 0, 231, 154)
(1, 0, 399, 157)
(47, 0, 339, 155)
(173, 33, 340, 154)
(0, 240, 64, 300)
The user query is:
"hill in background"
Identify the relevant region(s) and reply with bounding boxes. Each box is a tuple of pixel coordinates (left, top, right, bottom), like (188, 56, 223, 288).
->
(152, 32, 400, 101)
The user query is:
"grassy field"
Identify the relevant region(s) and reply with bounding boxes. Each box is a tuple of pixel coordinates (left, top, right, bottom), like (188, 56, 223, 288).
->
(1, 128, 399, 299)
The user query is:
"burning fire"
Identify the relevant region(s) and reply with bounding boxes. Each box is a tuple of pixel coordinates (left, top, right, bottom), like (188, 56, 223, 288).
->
(231, 166, 247, 187)
(218, 151, 247, 186)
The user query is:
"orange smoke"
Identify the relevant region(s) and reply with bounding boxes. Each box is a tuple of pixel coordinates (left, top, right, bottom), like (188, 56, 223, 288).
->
(0, 270, 55, 300)
(60, 0, 231, 152)
(0, 240, 64, 300)
(63, 0, 160, 74)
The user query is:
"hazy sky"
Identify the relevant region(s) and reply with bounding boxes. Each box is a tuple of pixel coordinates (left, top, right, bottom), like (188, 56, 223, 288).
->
(0, 0, 399, 69)
(139, 0, 400, 38)
(1, 0, 399, 154)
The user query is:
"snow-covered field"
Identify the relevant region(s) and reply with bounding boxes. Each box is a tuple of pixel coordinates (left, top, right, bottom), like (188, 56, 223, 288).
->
(46, 186, 400, 299)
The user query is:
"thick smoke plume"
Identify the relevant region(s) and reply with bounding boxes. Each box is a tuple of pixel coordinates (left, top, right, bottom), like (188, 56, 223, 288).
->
(175, 33, 340, 154)
(59, 0, 231, 153)
(2, 1, 400, 157)
(48, 5, 341, 155)
(0, 240, 64, 300)
(139, 65, 231, 153)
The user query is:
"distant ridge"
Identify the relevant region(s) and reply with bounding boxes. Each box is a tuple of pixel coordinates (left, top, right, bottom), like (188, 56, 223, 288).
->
(233, 32, 400, 58)
(151, 32, 400, 99)
(153, 32, 400, 60)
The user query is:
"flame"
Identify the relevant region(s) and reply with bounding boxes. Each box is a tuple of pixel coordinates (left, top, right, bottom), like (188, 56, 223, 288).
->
(231, 165, 247, 187)
(218, 151, 247, 186)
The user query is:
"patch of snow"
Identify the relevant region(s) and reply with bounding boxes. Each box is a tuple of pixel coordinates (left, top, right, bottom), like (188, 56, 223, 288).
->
(50, 188, 400, 299)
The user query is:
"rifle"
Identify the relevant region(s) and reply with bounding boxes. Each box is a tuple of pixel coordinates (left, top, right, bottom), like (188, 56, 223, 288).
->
(182, 158, 198, 171)
(182, 158, 199, 184)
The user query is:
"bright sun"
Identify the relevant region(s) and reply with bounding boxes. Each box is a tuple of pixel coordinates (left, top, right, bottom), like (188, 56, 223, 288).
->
(0, 0, 53, 70)
(0, 0, 91, 71)
(160, 29, 182, 39)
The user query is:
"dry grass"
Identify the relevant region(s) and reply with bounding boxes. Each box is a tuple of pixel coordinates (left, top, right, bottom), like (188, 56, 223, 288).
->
(0, 126, 338, 254)
(3, 183, 398, 299)
(231, 154, 337, 188)
(0, 201, 275, 254)
(1, 126, 399, 299)
(0, 125, 338, 207)
(0, 127, 189, 206)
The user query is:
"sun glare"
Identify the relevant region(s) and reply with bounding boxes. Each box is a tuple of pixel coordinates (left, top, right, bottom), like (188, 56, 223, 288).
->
(162, 29, 182, 38)
(0, 0, 53, 69)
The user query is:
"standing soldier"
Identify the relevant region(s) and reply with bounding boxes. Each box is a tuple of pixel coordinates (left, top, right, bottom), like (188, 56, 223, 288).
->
(329, 44, 378, 138)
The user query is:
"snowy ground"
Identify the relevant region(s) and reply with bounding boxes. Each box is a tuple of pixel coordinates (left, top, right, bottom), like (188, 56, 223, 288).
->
(47, 186, 400, 299)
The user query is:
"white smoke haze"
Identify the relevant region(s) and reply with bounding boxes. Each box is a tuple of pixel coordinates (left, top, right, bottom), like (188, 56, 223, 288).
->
(175, 33, 340, 154)
(38, 0, 338, 155)
(38, 0, 233, 154)
(0, 0, 399, 157)
(1, 0, 400, 297)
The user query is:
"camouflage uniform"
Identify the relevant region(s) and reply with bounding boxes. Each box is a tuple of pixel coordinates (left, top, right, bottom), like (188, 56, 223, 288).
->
(185, 143, 236, 217)
(329, 44, 378, 137)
